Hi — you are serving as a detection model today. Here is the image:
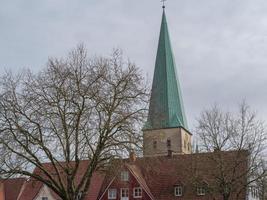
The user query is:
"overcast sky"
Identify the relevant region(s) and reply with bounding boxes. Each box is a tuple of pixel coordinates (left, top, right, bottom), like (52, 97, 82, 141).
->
(1, 0, 267, 129)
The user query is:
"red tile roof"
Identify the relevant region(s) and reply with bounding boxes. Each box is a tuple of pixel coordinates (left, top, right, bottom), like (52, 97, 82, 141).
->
(16, 150, 248, 200)
(137, 151, 247, 200)
(100, 150, 248, 200)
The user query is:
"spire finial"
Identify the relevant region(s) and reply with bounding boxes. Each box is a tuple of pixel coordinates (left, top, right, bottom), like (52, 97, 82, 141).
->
(161, 0, 167, 9)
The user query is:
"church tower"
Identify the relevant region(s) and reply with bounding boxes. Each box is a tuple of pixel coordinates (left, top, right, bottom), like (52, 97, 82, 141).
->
(143, 7, 192, 156)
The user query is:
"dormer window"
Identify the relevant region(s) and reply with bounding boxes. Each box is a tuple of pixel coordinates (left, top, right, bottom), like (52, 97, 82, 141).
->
(174, 186, 183, 196)
(197, 186, 206, 196)
(153, 141, 157, 149)
(42, 197, 48, 200)
(121, 171, 129, 181)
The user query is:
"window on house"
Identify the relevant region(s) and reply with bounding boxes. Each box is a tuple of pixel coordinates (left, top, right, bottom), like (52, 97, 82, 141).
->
(42, 197, 48, 200)
(121, 188, 129, 199)
(153, 141, 157, 149)
(133, 187, 142, 198)
(167, 139, 171, 147)
(197, 186, 206, 196)
(121, 171, 129, 181)
(108, 189, 117, 199)
(174, 186, 183, 196)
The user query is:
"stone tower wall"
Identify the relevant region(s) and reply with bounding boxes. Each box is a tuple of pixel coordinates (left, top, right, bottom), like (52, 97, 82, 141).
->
(143, 127, 192, 156)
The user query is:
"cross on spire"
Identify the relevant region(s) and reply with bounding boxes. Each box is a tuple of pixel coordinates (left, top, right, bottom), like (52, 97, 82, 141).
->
(161, 0, 167, 9)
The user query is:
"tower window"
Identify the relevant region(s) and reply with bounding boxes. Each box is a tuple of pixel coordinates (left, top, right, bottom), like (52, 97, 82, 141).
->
(167, 139, 171, 147)
(153, 141, 157, 149)
(250, 186, 259, 198)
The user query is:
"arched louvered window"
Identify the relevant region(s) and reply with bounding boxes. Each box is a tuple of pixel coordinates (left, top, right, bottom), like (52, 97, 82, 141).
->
(153, 141, 157, 149)
(167, 139, 171, 148)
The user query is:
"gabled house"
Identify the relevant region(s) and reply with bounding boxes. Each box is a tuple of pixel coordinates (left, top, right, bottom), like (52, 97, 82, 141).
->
(17, 151, 247, 200)
(98, 151, 248, 200)
(16, 150, 248, 200)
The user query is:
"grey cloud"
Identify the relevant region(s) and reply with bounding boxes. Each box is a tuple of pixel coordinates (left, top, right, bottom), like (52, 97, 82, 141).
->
(0, 0, 267, 129)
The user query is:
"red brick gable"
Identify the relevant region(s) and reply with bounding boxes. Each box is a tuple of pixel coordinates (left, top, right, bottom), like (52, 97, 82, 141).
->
(2, 178, 25, 200)
(17, 161, 105, 200)
(99, 165, 153, 200)
(17, 178, 43, 200)
(126, 164, 155, 200)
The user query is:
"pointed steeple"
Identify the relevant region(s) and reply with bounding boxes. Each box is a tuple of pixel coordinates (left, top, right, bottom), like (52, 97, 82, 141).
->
(144, 9, 188, 130)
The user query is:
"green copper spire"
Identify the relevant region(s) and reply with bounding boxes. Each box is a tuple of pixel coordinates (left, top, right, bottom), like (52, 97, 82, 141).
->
(144, 9, 188, 130)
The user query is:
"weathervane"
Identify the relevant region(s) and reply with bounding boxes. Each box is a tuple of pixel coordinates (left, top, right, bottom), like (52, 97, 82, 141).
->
(161, 0, 167, 9)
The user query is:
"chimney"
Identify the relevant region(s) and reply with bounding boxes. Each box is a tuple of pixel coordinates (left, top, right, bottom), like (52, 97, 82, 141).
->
(129, 151, 136, 163)
(167, 150, 173, 158)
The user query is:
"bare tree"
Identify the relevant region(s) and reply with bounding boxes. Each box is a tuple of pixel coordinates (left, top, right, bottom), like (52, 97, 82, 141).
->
(196, 102, 267, 200)
(0, 45, 148, 200)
